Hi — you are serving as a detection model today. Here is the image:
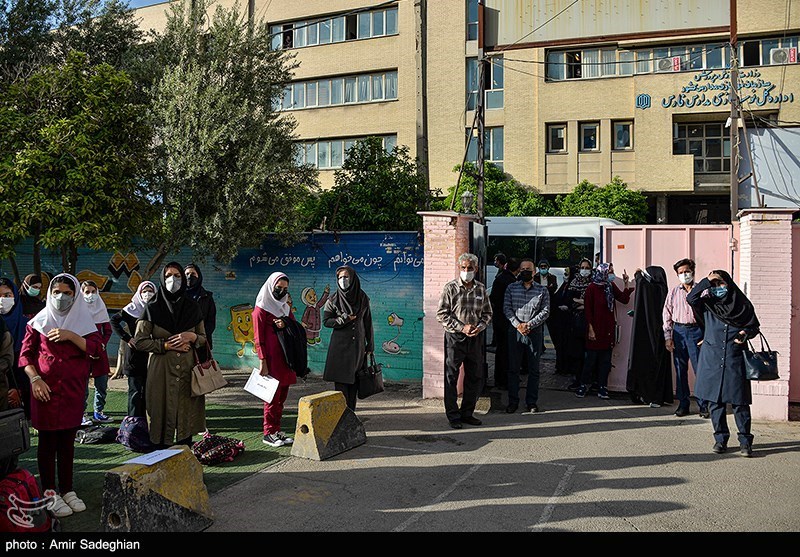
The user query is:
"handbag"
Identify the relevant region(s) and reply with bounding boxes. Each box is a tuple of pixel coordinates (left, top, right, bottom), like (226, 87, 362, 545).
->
(743, 333, 780, 381)
(191, 431, 245, 465)
(0, 408, 30, 460)
(190, 347, 228, 397)
(356, 353, 384, 400)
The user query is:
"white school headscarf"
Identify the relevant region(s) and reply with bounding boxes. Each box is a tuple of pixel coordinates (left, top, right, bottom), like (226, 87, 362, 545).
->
(122, 281, 157, 319)
(28, 273, 99, 337)
(81, 281, 110, 324)
(255, 272, 290, 317)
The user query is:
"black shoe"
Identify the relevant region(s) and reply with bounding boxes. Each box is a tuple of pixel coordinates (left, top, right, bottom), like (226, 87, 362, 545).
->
(505, 403, 518, 414)
(699, 408, 710, 419)
(526, 405, 539, 413)
(449, 420, 463, 429)
(712, 442, 727, 454)
(674, 407, 690, 417)
(740, 444, 753, 457)
(461, 416, 482, 426)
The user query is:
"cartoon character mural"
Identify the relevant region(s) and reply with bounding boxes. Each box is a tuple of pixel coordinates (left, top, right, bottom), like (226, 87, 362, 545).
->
(228, 304, 257, 357)
(382, 312, 408, 355)
(300, 285, 330, 345)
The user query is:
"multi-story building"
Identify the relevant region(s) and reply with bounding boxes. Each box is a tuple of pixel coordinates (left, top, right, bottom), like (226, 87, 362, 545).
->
(133, 0, 800, 223)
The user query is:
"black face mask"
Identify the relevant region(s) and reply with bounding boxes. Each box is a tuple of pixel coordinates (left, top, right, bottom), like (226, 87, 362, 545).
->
(186, 275, 199, 288)
(273, 287, 288, 300)
(518, 270, 533, 283)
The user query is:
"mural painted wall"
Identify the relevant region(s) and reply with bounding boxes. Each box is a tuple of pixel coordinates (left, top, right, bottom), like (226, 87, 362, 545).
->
(1, 232, 425, 382)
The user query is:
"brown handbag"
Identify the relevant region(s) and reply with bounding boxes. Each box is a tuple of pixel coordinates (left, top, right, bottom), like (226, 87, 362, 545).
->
(191, 347, 228, 397)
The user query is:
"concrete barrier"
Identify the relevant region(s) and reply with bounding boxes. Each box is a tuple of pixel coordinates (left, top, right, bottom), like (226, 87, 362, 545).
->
(291, 391, 366, 461)
(100, 445, 214, 532)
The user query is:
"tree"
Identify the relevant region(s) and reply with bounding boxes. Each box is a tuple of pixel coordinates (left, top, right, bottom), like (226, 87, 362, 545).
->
(0, 0, 53, 79)
(146, 0, 317, 267)
(303, 137, 434, 231)
(436, 162, 557, 216)
(557, 177, 649, 224)
(0, 51, 155, 275)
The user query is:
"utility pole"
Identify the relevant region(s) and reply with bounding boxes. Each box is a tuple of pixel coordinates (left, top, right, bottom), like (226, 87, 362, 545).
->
(476, 0, 486, 225)
(729, 0, 739, 222)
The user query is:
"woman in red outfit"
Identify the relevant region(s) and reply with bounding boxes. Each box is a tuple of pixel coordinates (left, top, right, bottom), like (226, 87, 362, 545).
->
(253, 272, 297, 447)
(19, 273, 104, 518)
(575, 263, 634, 400)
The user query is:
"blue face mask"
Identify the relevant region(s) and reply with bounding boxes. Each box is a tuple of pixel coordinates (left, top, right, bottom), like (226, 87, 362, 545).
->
(710, 286, 728, 298)
(607, 273, 616, 282)
(539, 268, 549, 276)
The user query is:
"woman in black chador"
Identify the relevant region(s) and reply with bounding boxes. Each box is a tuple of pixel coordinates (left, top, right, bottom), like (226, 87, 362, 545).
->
(626, 266, 674, 407)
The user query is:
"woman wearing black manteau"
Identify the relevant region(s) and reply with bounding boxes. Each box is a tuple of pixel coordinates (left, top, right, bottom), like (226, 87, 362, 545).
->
(687, 270, 760, 457)
(322, 266, 374, 411)
(185, 264, 217, 356)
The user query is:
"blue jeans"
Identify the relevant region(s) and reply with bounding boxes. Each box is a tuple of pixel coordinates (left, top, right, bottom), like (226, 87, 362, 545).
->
(580, 349, 612, 388)
(672, 324, 706, 412)
(710, 402, 753, 447)
(507, 328, 542, 407)
(84, 375, 109, 414)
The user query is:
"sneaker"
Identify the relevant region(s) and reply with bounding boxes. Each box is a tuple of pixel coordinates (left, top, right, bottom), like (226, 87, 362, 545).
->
(526, 405, 539, 413)
(93, 412, 113, 423)
(567, 381, 581, 391)
(276, 432, 294, 445)
(712, 442, 727, 454)
(699, 408, 711, 419)
(597, 387, 610, 399)
(62, 491, 86, 513)
(262, 434, 286, 447)
(575, 386, 587, 398)
(44, 490, 73, 518)
(740, 444, 753, 457)
(80, 415, 93, 427)
(649, 402, 661, 408)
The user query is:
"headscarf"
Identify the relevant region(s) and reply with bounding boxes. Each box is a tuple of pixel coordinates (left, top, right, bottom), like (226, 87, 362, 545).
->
(20, 273, 45, 317)
(328, 266, 366, 316)
(0, 278, 27, 354)
(185, 263, 209, 302)
(255, 272, 291, 317)
(592, 262, 615, 312)
(568, 258, 593, 298)
(704, 270, 760, 331)
(122, 281, 157, 319)
(144, 262, 203, 334)
(80, 280, 110, 324)
(28, 273, 98, 338)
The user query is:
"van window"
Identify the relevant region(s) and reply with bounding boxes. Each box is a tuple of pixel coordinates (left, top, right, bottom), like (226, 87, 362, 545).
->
(488, 236, 594, 268)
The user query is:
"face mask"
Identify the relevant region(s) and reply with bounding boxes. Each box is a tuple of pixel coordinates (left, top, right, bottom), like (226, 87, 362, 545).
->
(165, 276, 181, 293)
(580, 269, 591, 278)
(539, 268, 549, 276)
(0, 298, 14, 314)
(710, 286, 728, 298)
(608, 273, 617, 282)
(83, 293, 97, 304)
(141, 292, 154, 303)
(338, 277, 351, 290)
(53, 292, 74, 312)
(186, 275, 198, 288)
(460, 271, 475, 283)
(679, 272, 694, 285)
(25, 284, 40, 297)
(273, 287, 288, 300)
(518, 270, 534, 283)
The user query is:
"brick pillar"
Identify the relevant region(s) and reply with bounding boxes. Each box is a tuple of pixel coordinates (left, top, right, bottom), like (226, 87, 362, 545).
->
(738, 208, 796, 421)
(419, 211, 479, 399)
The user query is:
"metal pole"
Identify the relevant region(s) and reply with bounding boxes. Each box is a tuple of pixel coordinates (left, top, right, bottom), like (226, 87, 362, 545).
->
(476, 0, 486, 225)
(729, 0, 740, 222)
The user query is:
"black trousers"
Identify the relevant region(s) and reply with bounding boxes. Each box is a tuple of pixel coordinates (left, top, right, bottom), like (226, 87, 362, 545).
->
(444, 332, 484, 422)
(335, 382, 358, 411)
(493, 318, 510, 388)
(710, 402, 753, 447)
(128, 375, 147, 417)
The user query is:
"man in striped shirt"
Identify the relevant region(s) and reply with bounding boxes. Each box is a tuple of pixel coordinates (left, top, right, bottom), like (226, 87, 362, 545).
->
(663, 258, 709, 418)
(436, 253, 493, 429)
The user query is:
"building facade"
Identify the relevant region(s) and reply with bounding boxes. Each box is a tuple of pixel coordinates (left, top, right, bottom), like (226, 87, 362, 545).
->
(133, 0, 800, 223)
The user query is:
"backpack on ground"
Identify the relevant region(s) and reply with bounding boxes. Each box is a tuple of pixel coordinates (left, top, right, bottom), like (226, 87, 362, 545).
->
(76, 425, 119, 445)
(191, 431, 245, 465)
(116, 416, 155, 453)
(0, 468, 57, 533)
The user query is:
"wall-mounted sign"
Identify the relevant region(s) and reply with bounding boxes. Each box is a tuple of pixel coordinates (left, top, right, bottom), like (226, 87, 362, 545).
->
(657, 69, 794, 110)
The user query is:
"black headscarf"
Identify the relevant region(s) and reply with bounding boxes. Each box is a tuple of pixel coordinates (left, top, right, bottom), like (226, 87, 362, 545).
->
(20, 273, 46, 317)
(185, 263, 209, 302)
(705, 270, 760, 331)
(144, 262, 203, 334)
(328, 266, 367, 316)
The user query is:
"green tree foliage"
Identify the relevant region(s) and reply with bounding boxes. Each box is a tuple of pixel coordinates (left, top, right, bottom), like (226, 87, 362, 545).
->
(148, 0, 317, 264)
(302, 137, 434, 231)
(557, 177, 648, 224)
(0, 51, 155, 273)
(436, 162, 557, 216)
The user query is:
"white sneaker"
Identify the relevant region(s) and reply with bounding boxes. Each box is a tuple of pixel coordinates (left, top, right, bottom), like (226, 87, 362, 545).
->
(276, 432, 294, 445)
(44, 490, 73, 518)
(262, 434, 285, 447)
(62, 491, 86, 513)
(81, 415, 93, 426)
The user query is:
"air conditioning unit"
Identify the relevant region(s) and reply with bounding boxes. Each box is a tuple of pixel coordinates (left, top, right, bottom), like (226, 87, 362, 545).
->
(770, 47, 797, 65)
(656, 56, 681, 72)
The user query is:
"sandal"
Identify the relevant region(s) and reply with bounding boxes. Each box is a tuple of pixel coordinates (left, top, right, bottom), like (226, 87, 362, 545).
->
(44, 490, 73, 518)
(62, 491, 86, 513)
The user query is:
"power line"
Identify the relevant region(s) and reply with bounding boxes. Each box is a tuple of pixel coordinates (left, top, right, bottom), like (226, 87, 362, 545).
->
(494, 44, 727, 67)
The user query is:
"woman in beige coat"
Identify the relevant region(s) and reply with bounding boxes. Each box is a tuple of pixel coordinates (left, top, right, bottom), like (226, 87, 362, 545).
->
(134, 262, 206, 446)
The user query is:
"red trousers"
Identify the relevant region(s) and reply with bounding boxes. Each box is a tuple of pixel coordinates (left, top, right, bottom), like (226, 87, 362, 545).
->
(262, 384, 290, 435)
(38, 428, 78, 493)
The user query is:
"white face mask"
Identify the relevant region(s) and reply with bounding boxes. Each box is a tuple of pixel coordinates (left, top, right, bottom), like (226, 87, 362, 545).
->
(460, 270, 475, 283)
(83, 293, 97, 304)
(53, 292, 74, 312)
(0, 297, 14, 314)
(679, 272, 694, 284)
(338, 277, 350, 290)
(141, 292, 154, 303)
(580, 269, 592, 278)
(165, 276, 181, 293)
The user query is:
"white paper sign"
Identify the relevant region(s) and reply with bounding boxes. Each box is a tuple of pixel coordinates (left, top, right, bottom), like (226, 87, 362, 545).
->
(123, 449, 183, 466)
(244, 367, 280, 403)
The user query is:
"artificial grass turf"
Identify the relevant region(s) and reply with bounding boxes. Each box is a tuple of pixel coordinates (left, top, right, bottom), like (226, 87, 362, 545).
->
(18, 389, 294, 532)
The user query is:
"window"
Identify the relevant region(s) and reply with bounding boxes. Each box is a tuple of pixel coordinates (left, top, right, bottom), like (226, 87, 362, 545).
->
(466, 127, 504, 169)
(319, 19, 331, 43)
(280, 71, 397, 111)
(385, 71, 398, 99)
(358, 12, 371, 39)
(466, 57, 504, 110)
(346, 14, 358, 40)
(344, 77, 357, 103)
(270, 25, 282, 50)
(318, 80, 330, 105)
(706, 44, 723, 69)
(673, 122, 731, 173)
(372, 74, 383, 100)
(546, 51, 566, 80)
(386, 7, 398, 35)
(580, 123, 599, 151)
(566, 51, 582, 79)
(601, 49, 616, 76)
(292, 83, 305, 109)
(307, 22, 318, 46)
(613, 121, 633, 150)
(332, 16, 345, 42)
(306, 82, 317, 107)
(619, 50, 635, 75)
(547, 124, 566, 153)
(636, 49, 652, 73)
(331, 78, 343, 104)
(372, 10, 384, 36)
(293, 22, 306, 48)
(299, 135, 399, 169)
(582, 49, 600, 78)
(688, 45, 704, 70)
(742, 41, 760, 66)
(467, 0, 478, 40)
(488, 236, 594, 270)
(761, 39, 779, 65)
